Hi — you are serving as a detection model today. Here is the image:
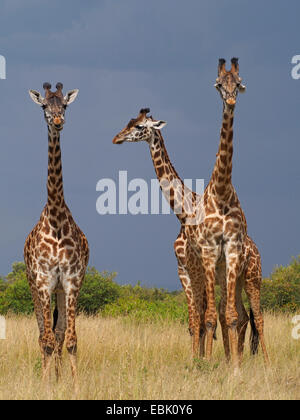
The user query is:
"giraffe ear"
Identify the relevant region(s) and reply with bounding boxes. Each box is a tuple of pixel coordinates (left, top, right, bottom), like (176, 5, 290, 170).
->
(29, 90, 45, 106)
(64, 89, 79, 105)
(151, 120, 167, 130)
(238, 83, 246, 93)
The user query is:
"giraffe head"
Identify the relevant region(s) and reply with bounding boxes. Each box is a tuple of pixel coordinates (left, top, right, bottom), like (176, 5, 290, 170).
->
(112, 108, 167, 145)
(29, 83, 79, 132)
(214, 58, 246, 109)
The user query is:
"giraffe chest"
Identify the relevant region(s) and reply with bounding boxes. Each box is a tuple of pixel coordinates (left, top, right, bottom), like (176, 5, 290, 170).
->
(25, 215, 85, 277)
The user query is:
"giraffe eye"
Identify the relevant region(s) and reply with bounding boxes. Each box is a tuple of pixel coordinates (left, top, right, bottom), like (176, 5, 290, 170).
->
(135, 125, 143, 130)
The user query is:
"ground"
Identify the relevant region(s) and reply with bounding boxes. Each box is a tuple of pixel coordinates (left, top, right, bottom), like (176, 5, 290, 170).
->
(0, 313, 299, 400)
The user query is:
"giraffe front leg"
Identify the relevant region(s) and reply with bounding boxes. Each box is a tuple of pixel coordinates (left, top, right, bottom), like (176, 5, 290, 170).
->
(28, 280, 47, 372)
(224, 247, 240, 373)
(177, 265, 204, 359)
(177, 265, 195, 337)
(37, 284, 56, 384)
(175, 233, 198, 356)
(202, 249, 218, 362)
(63, 279, 81, 393)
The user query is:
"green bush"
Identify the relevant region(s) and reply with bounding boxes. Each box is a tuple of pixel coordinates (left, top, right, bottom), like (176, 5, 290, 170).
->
(0, 263, 33, 315)
(261, 256, 300, 312)
(102, 294, 188, 322)
(77, 267, 120, 314)
(0, 277, 7, 293)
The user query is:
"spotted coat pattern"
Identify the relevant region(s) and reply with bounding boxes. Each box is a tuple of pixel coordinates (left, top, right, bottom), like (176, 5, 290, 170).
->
(24, 84, 89, 386)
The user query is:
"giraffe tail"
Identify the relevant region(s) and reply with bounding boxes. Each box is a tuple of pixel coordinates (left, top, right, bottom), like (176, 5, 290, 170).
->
(52, 294, 58, 332)
(249, 308, 259, 355)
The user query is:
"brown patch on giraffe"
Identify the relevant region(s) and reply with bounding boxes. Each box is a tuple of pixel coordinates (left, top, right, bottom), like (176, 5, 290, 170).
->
(220, 154, 227, 166)
(60, 238, 74, 248)
(63, 223, 69, 236)
(157, 166, 164, 177)
(40, 243, 51, 254)
(215, 185, 226, 195)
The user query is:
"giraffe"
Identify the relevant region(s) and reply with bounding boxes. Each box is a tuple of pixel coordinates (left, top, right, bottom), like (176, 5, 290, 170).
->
(112, 109, 208, 356)
(24, 82, 89, 387)
(189, 57, 269, 369)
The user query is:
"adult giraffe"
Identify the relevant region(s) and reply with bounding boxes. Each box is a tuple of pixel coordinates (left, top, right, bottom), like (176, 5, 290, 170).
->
(24, 83, 89, 388)
(194, 57, 269, 369)
(113, 109, 208, 357)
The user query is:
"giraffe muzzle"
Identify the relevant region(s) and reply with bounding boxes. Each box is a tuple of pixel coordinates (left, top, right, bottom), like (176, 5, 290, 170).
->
(53, 117, 62, 126)
(112, 136, 124, 145)
(226, 98, 236, 106)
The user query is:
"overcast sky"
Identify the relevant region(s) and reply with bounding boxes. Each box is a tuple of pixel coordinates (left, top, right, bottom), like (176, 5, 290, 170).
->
(0, 0, 299, 289)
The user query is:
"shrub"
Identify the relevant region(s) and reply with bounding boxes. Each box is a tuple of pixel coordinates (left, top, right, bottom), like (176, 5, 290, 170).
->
(102, 294, 188, 322)
(77, 267, 120, 314)
(0, 267, 33, 315)
(260, 256, 300, 312)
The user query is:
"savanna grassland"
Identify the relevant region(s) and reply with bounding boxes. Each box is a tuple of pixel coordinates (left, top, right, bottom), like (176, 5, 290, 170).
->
(0, 312, 299, 400)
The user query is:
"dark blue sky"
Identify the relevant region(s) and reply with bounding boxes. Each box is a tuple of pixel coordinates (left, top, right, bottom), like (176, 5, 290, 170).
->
(0, 0, 299, 288)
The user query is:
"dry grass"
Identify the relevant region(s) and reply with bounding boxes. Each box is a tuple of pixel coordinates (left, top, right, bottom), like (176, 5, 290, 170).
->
(0, 313, 299, 400)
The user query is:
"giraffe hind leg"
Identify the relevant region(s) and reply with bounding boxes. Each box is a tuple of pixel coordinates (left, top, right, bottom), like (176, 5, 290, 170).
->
(243, 245, 269, 365)
(235, 275, 249, 364)
(53, 290, 67, 381)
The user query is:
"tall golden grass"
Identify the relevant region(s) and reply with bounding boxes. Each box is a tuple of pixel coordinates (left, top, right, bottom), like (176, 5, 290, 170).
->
(0, 313, 299, 400)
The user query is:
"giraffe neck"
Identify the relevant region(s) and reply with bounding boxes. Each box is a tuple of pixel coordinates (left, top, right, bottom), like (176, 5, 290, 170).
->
(149, 131, 192, 222)
(46, 127, 66, 215)
(209, 103, 235, 201)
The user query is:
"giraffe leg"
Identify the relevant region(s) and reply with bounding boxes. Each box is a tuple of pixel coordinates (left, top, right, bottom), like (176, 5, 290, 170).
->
(28, 280, 46, 371)
(37, 284, 56, 384)
(201, 249, 218, 362)
(177, 265, 195, 336)
(218, 279, 230, 362)
(175, 233, 197, 355)
(174, 233, 206, 358)
(177, 265, 206, 358)
(199, 288, 207, 358)
(235, 276, 249, 364)
(63, 280, 81, 393)
(224, 245, 240, 373)
(53, 290, 67, 381)
(244, 272, 269, 365)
